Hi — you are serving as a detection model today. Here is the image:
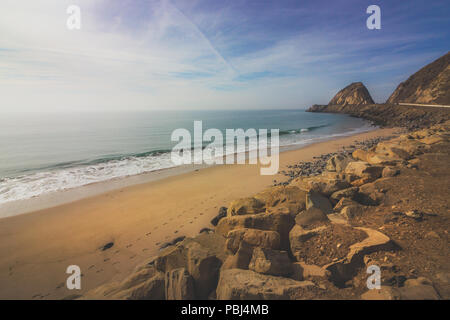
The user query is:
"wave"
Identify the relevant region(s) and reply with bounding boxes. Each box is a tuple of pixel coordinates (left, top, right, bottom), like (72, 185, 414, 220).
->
(0, 122, 372, 205)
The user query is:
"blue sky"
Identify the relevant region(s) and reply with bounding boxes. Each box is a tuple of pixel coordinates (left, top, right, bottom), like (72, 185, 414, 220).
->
(0, 0, 449, 111)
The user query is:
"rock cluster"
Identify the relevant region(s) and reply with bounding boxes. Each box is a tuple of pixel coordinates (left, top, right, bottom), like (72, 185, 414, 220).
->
(83, 121, 449, 300)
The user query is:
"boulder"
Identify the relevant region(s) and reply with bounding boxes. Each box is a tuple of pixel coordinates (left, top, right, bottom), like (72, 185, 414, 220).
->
(306, 191, 333, 214)
(112, 272, 166, 300)
(227, 197, 265, 216)
(326, 154, 351, 172)
(374, 139, 427, 160)
(330, 187, 359, 203)
(165, 268, 195, 300)
(225, 228, 280, 254)
(254, 186, 307, 215)
(345, 161, 384, 180)
(221, 241, 254, 270)
(333, 197, 359, 212)
(295, 207, 330, 228)
(248, 247, 293, 276)
(290, 176, 350, 197)
(154, 234, 225, 299)
(357, 182, 385, 205)
(340, 205, 366, 219)
(216, 269, 316, 300)
(211, 207, 227, 226)
(216, 207, 295, 250)
(382, 166, 400, 178)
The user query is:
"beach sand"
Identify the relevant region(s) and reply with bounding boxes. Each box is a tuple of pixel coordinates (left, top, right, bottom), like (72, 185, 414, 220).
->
(0, 128, 398, 299)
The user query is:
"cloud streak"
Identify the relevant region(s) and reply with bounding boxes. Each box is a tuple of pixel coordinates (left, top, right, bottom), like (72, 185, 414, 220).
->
(0, 0, 448, 111)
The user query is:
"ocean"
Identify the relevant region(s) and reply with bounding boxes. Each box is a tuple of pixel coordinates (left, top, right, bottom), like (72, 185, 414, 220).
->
(0, 110, 374, 204)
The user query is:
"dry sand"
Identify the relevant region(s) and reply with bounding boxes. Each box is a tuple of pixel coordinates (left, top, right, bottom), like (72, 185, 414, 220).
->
(0, 128, 397, 299)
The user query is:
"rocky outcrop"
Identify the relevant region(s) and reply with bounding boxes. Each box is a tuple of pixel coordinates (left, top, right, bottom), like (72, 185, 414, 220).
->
(216, 269, 316, 300)
(328, 82, 375, 106)
(307, 53, 450, 129)
(387, 52, 450, 105)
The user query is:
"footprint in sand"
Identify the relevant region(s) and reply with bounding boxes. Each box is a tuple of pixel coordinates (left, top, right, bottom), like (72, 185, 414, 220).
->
(112, 262, 120, 266)
(163, 222, 168, 226)
(142, 248, 149, 252)
(56, 283, 64, 289)
(146, 232, 151, 236)
(104, 258, 110, 262)
(96, 269, 104, 273)
(130, 255, 136, 259)
(126, 244, 133, 248)
(115, 250, 120, 254)
(88, 265, 95, 270)
(156, 242, 161, 245)
(32, 294, 42, 299)
(174, 230, 179, 234)
(189, 221, 193, 224)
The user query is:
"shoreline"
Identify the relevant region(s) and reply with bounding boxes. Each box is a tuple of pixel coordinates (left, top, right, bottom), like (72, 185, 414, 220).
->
(0, 124, 379, 219)
(0, 127, 398, 299)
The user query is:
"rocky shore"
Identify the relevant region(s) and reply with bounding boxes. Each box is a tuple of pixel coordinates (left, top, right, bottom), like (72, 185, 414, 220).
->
(83, 120, 450, 300)
(82, 52, 450, 300)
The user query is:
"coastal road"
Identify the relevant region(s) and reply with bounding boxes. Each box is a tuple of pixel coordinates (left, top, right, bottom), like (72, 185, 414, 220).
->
(397, 102, 450, 108)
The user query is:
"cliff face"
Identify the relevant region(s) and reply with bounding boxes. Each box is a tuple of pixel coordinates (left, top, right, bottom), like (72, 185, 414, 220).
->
(387, 52, 450, 105)
(328, 82, 375, 106)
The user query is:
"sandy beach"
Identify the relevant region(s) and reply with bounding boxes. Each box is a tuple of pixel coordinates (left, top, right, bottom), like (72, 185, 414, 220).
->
(0, 128, 397, 300)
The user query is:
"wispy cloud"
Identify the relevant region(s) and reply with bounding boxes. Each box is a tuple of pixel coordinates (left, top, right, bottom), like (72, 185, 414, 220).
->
(0, 0, 448, 111)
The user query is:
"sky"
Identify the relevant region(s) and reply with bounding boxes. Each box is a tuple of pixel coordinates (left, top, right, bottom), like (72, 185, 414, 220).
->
(0, 0, 449, 112)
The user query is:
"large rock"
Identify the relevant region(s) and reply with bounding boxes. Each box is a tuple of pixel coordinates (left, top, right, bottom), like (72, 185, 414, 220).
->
(326, 154, 351, 172)
(328, 82, 375, 106)
(216, 207, 295, 249)
(154, 234, 225, 299)
(111, 272, 166, 300)
(254, 186, 307, 215)
(330, 187, 359, 203)
(306, 191, 333, 214)
(345, 161, 384, 180)
(211, 207, 227, 226)
(227, 197, 265, 216)
(216, 269, 316, 300)
(248, 247, 293, 276)
(221, 241, 254, 270)
(165, 268, 195, 300)
(225, 228, 280, 254)
(295, 207, 330, 227)
(340, 205, 366, 220)
(333, 197, 359, 212)
(290, 176, 350, 197)
(374, 138, 427, 161)
(352, 149, 399, 166)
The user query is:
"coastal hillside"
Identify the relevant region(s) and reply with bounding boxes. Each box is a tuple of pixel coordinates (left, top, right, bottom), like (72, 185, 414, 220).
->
(328, 82, 374, 106)
(307, 52, 450, 129)
(387, 52, 450, 105)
